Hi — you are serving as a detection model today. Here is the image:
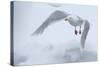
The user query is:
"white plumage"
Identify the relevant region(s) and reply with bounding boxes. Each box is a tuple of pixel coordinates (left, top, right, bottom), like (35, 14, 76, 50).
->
(32, 10, 90, 50)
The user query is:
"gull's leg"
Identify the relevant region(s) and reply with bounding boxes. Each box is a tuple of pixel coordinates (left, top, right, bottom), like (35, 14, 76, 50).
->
(79, 26, 81, 34)
(75, 26, 77, 35)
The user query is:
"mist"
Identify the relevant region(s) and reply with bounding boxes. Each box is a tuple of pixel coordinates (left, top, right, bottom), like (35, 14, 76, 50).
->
(13, 1, 97, 65)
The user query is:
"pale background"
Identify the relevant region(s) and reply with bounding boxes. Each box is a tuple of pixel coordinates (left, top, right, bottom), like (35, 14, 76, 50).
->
(0, 0, 99, 67)
(13, 1, 97, 65)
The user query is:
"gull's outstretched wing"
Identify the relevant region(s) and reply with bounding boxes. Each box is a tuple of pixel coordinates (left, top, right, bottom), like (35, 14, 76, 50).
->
(32, 10, 69, 35)
(81, 20, 90, 48)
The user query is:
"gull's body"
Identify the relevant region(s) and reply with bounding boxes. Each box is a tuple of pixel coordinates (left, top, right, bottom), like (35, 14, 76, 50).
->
(66, 15, 83, 26)
(32, 10, 90, 51)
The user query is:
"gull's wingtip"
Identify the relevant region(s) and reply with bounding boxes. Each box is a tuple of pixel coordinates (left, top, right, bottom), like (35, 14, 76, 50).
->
(31, 30, 43, 36)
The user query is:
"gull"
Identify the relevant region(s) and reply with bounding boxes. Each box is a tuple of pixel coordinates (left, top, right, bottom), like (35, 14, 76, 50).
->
(32, 10, 90, 51)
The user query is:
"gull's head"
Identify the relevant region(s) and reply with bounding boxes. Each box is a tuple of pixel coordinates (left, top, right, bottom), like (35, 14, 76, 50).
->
(65, 15, 79, 22)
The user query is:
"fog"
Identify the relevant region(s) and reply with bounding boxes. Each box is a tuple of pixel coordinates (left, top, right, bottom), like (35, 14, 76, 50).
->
(13, 1, 97, 65)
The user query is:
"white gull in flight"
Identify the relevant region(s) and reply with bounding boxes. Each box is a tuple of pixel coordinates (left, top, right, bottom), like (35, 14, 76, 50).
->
(32, 10, 90, 51)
